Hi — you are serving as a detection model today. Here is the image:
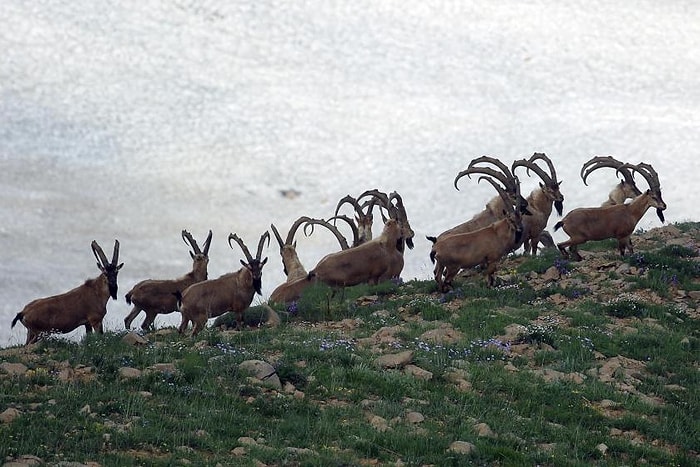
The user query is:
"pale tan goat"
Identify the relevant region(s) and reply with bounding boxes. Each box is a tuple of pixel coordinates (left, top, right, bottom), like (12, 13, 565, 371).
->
(177, 231, 269, 336)
(556, 163, 666, 261)
(11, 240, 123, 345)
(580, 156, 642, 206)
(124, 229, 212, 330)
(307, 218, 404, 287)
(511, 152, 564, 255)
(268, 217, 351, 304)
(431, 178, 524, 291)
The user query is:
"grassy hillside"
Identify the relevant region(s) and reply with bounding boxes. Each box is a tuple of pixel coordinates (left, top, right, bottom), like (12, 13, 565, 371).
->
(1, 223, 699, 466)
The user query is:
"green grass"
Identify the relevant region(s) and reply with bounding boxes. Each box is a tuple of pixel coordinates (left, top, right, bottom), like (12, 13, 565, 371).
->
(1, 223, 699, 466)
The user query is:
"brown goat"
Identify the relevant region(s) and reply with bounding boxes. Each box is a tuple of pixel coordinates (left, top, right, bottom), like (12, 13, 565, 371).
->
(268, 217, 351, 305)
(124, 229, 212, 330)
(431, 178, 524, 291)
(307, 218, 404, 287)
(177, 231, 269, 337)
(11, 240, 123, 345)
(511, 152, 564, 255)
(556, 163, 666, 260)
(427, 156, 529, 242)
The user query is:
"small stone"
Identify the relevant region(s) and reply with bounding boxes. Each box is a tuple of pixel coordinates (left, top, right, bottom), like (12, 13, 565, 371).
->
(473, 422, 495, 437)
(0, 362, 28, 376)
(79, 404, 91, 415)
(374, 350, 413, 369)
(0, 407, 22, 424)
(596, 443, 608, 455)
(448, 440, 475, 454)
(119, 367, 142, 379)
(406, 411, 424, 424)
(122, 331, 149, 346)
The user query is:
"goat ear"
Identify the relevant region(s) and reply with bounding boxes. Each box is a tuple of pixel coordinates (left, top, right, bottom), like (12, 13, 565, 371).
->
(261, 257, 268, 266)
(240, 259, 247, 267)
(117, 263, 124, 270)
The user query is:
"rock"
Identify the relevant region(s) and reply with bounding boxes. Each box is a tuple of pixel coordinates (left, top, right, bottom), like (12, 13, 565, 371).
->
(122, 331, 149, 346)
(367, 414, 390, 432)
(0, 407, 22, 424)
(596, 443, 608, 455)
(541, 266, 560, 282)
(374, 350, 414, 369)
(404, 364, 433, 381)
(0, 362, 28, 376)
(79, 404, 91, 415)
(119, 367, 142, 379)
(237, 436, 258, 446)
(419, 324, 463, 344)
(239, 360, 281, 389)
(3, 454, 44, 466)
(473, 422, 495, 437)
(406, 411, 424, 424)
(448, 441, 475, 454)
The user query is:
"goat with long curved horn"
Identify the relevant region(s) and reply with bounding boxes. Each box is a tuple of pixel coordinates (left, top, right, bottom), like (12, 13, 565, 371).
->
(556, 162, 666, 260)
(511, 152, 564, 255)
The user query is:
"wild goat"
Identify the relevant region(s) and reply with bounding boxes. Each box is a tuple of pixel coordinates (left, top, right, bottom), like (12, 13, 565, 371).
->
(307, 189, 412, 287)
(307, 218, 404, 287)
(333, 193, 379, 244)
(427, 156, 529, 242)
(124, 229, 212, 330)
(431, 177, 524, 291)
(177, 231, 269, 336)
(268, 217, 351, 304)
(580, 156, 642, 206)
(11, 240, 123, 345)
(556, 163, 666, 260)
(511, 152, 564, 255)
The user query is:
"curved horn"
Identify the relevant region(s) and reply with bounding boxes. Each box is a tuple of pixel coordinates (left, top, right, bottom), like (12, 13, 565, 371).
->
(357, 189, 396, 221)
(285, 216, 314, 246)
(334, 195, 364, 219)
(229, 233, 254, 263)
(111, 239, 120, 266)
(580, 156, 635, 186)
(454, 156, 516, 192)
(91, 240, 110, 268)
(512, 158, 553, 186)
(301, 217, 351, 250)
(528, 152, 558, 184)
(624, 162, 660, 192)
(202, 230, 212, 255)
(270, 224, 285, 249)
(255, 231, 270, 261)
(326, 214, 360, 247)
(182, 230, 202, 255)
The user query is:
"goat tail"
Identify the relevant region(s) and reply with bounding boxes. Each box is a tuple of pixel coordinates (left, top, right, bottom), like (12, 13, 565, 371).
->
(429, 249, 437, 264)
(125, 291, 132, 305)
(554, 221, 564, 231)
(173, 291, 183, 311)
(11, 312, 23, 328)
(306, 271, 316, 281)
(425, 235, 437, 244)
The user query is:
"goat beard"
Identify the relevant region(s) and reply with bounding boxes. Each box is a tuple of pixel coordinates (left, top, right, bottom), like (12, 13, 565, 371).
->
(253, 278, 263, 295)
(554, 201, 563, 216)
(656, 208, 665, 223)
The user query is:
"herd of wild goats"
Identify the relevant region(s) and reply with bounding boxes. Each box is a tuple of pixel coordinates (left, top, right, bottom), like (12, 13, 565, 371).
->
(10, 154, 667, 345)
